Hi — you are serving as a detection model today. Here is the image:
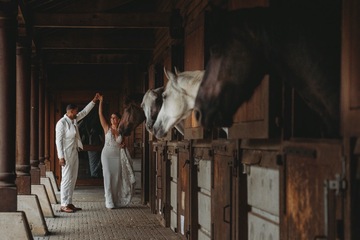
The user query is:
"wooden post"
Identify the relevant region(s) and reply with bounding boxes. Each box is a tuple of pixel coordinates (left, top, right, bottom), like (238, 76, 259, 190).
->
(16, 32, 32, 195)
(38, 64, 46, 177)
(0, 0, 18, 212)
(30, 53, 40, 184)
(44, 89, 50, 170)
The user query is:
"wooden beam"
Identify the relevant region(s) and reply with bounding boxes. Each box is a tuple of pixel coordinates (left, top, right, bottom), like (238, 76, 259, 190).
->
(57, 0, 148, 13)
(38, 30, 155, 50)
(44, 52, 150, 64)
(33, 13, 171, 29)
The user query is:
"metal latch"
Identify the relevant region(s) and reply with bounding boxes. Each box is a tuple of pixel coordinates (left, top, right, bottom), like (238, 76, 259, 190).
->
(326, 173, 346, 195)
(320, 173, 347, 239)
(183, 159, 190, 168)
(242, 163, 251, 175)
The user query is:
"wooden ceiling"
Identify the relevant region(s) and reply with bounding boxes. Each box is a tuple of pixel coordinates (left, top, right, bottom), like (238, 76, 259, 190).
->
(19, 0, 169, 66)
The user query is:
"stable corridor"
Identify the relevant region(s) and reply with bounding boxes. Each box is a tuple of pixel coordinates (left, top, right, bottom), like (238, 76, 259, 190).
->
(34, 186, 181, 240)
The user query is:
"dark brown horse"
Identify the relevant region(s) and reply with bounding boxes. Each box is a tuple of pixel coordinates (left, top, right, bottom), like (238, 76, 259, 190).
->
(195, 6, 340, 137)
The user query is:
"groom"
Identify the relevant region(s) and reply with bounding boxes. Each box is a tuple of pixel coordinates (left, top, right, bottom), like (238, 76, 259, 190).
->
(55, 93, 100, 213)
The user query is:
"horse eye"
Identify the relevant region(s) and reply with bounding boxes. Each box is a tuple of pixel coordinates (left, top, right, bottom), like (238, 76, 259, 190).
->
(162, 94, 166, 100)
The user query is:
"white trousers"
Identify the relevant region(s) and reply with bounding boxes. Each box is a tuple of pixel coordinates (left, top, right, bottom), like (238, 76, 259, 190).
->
(60, 147, 79, 207)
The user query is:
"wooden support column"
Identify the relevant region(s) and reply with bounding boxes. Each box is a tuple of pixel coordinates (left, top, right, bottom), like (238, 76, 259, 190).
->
(30, 54, 40, 184)
(0, 0, 18, 212)
(44, 90, 50, 169)
(38, 65, 46, 177)
(16, 34, 31, 195)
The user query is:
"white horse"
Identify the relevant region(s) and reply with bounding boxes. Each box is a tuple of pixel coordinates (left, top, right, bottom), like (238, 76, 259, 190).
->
(141, 86, 184, 135)
(152, 68, 206, 139)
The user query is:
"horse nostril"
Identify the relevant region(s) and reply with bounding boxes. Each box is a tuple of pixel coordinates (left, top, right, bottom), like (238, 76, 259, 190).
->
(194, 109, 201, 122)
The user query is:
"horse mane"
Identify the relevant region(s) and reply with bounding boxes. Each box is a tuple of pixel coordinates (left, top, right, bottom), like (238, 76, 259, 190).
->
(174, 70, 204, 92)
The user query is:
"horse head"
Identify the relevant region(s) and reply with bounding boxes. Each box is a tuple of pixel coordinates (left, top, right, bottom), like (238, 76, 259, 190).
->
(195, 7, 340, 138)
(141, 87, 164, 133)
(152, 67, 204, 139)
(118, 94, 146, 136)
(195, 8, 269, 129)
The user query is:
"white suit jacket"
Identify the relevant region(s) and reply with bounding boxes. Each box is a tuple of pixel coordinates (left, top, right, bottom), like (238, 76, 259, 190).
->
(55, 101, 95, 159)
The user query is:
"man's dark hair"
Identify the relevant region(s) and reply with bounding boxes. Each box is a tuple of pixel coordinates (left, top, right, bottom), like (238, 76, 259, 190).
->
(66, 104, 78, 111)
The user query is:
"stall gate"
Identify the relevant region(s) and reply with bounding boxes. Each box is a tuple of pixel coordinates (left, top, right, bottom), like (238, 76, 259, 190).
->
(176, 141, 192, 239)
(153, 141, 169, 227)
(167, 142, 179, 232)
(282, 140, 345, 239)
(193, 141, 212, 240)
(166, 141, 193, 239)
(242, 149, 281, 240)
(148, 140, 156, 213)
(211, 140, 237, 240)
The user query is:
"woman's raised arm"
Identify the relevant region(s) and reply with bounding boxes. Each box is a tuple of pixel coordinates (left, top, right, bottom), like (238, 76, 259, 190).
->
(98, 95, 109, 133)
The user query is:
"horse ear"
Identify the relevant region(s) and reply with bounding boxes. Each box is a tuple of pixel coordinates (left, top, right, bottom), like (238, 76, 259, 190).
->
(152, 86, 164, 97)
(174, 66, 179, 75)
(163, 67, 176, 82)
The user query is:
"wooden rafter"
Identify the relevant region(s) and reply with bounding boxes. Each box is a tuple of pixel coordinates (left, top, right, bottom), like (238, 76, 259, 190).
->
(33, 13, 171, 29)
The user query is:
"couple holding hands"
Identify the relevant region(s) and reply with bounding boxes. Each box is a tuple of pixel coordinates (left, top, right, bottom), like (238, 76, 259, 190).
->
(55, 93, 136, 213)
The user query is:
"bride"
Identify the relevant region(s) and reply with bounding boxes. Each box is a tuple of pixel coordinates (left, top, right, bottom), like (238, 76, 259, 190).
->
(98, 94, 136, 209)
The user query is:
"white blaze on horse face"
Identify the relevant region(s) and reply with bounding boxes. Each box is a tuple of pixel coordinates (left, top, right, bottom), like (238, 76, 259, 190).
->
(153, 68, 204, 139)
(141, 90, 156, 130)
(153, 79, 186, 138)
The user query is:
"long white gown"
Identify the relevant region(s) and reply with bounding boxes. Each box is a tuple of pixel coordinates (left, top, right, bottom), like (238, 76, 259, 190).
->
(101, 129, 136, 208)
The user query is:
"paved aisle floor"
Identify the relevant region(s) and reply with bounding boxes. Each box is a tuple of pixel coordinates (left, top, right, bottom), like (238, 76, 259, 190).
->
(34, 186, 181, 240)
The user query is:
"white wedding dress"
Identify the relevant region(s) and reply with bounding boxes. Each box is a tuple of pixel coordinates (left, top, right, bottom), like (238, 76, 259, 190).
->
(101, 129, 136, 208)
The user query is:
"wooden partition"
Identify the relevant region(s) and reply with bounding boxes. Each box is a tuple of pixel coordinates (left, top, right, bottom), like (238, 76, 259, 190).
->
(242, 148, 281, 239)
(148, 140, 156, 213)
(176, 141, 191, 239)
(183, 11, 207, 140)
(281, 140, 345, 239)
(228, 75, 282, 139)
(341, 0, 360, 237)
(152, 141, 170, 227)
(166, 142, 178, 231)
(211, 140, 237, 239)
(192, 140, 212, 240)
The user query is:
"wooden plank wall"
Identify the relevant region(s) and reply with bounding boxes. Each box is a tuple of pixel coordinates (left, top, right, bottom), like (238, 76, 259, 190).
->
(341, 0, 360, 135)
(341, 0, 360, 238)
(183, 12, 205, 139)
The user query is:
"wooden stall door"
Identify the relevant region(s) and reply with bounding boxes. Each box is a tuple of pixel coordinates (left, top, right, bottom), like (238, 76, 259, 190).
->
(153, 142, 170, 227)
(228, 75, 282, 139)
(244, 150, 280, 240)
(177, 141, 191, 239)
(211, 140, 235, 240)
(341, 2, 360, 237)
(149, 140, 156, 213)
(282, 141, 345, 239)
(193, 142, 212, 240)
(132, 123, 143, 194)
(167, 143, 178, 232)
(341, 0, 360, 137)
